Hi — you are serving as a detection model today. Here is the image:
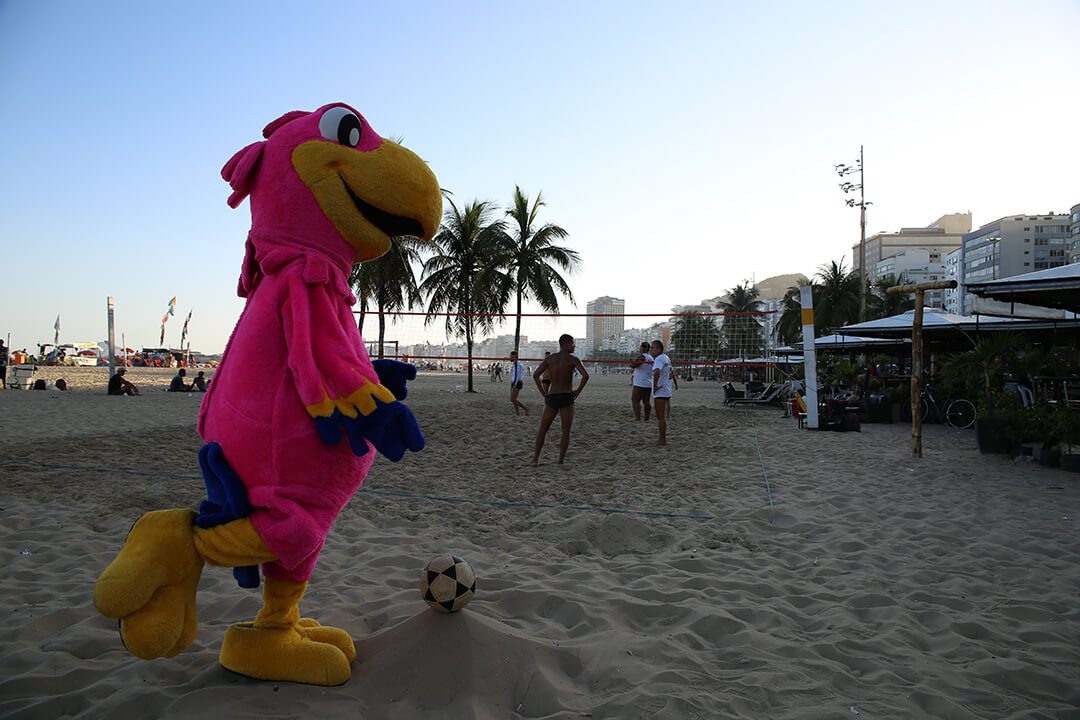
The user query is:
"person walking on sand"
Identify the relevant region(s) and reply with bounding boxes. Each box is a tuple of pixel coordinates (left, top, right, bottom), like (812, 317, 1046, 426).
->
(651, 340, 673, 445)
(509, 351, 530, 416)
(531, 334, 589, 466)
(629, 341, 653, 421)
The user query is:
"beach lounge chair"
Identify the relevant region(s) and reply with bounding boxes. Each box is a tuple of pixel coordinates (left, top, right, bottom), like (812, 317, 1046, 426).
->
(726, 383, 788, 408)
(723, 382, 745, 404)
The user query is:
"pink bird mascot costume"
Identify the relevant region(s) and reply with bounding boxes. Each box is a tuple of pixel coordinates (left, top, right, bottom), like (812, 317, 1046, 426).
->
(94, 103, 442, 685)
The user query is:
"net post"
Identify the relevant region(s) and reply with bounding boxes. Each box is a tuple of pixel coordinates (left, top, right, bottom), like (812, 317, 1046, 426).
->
(799, 286, 819, 429)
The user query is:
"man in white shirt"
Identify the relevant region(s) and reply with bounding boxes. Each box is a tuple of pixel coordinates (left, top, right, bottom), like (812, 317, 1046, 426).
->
(651, 340, 673, 445)
(509, 350, 530, 416)
(628, 341, 653, 421)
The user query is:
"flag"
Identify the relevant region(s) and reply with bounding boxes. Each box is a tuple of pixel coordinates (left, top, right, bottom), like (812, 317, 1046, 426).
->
(160, 323, 166, 345)
(54, 314, 60, 344)
(167, 296, 176, 317)
(181, 310, 192, 345)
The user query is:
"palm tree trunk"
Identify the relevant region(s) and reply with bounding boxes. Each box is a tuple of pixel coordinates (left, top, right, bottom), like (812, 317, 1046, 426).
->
(513, 289, 523, 356)
(377, 297, 386, 359)
(466, 327, 475, 392)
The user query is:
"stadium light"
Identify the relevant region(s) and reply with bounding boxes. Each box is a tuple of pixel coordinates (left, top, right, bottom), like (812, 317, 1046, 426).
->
(834, 146, 872, 320)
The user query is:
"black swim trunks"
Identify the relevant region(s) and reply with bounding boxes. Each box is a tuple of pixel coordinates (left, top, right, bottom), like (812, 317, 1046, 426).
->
(545, 392, 575, 409)
(513, 380, 523, 390)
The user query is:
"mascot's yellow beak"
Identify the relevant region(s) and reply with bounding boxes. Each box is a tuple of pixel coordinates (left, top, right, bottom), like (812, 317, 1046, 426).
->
(292, 139, 442, 263)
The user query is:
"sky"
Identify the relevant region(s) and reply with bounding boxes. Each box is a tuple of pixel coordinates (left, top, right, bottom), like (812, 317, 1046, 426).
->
(1, 0, 1078, 354)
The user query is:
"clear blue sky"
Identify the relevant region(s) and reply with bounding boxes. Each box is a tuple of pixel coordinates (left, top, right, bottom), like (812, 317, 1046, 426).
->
(2, 1, 1077, 353)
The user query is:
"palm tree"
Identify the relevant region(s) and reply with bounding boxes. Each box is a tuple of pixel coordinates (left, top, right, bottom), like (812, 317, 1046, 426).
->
(419, 198, 509, 392)
(776, 284, 807, 346)
(496, 186, 580, 355)
(867, 273, 915, 320)
(349, 235, 426, 358)
(716, 283, 764, 359)
(814, 259, 861, 335)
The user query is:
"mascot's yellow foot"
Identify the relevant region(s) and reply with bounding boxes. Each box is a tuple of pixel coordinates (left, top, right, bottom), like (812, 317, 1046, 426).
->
(296, 618, 357, 663)
(220, 622, 352, 686)
(93, 509, 204, 659)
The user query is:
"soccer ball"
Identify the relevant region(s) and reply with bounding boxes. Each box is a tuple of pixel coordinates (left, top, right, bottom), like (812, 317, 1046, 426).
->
(420, 555, 476, 613)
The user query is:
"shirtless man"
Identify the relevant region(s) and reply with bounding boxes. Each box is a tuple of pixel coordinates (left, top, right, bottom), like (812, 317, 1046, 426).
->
(531, 334, 589, 466)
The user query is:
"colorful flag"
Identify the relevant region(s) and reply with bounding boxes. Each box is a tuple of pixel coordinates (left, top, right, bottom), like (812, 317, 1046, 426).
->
(181, 310, 192, 345)
(54, 314, 60, 344)
(167, 296, 176, 317)
(160, 323, 166, 345)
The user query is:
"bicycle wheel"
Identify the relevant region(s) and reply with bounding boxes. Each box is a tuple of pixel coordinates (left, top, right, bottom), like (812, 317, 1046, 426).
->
(945, 399, 976, 429)
(919, 397, 932, 422)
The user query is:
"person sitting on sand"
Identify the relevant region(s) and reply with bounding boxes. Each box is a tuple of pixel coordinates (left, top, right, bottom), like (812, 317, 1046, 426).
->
(531, 334, 589, 466)
(191, 370, 208, 391)
(169, 368, 191, 392)
(108, 367, 139, 396)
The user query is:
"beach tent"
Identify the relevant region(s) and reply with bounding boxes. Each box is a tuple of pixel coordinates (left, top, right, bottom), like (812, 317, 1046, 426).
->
(965, 263, 1080, 314)
(835, 307, 1080, 349)
(789, 334, 909, 352)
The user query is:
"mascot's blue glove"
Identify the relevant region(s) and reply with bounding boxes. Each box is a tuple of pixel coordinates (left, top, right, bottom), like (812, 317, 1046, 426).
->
(313, 397, 425, 462)
(371, 359, 417, 400)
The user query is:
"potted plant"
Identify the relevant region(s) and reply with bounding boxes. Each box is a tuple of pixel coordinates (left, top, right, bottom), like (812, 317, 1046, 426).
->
(1057, 404, 1080, 472)
(891, 381, 910, 423)
(1028, 402, 1062, 467)
(1007, 402, 1039, 459)
(961, 334, 1020, 454)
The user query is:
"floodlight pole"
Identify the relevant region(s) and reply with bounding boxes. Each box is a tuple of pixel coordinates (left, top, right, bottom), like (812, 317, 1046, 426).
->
(858, 146, 867, 321)
(836, 146, 871, 321)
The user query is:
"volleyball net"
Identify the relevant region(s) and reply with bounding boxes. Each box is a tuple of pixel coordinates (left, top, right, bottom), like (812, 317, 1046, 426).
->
(355, 310, 788, 373)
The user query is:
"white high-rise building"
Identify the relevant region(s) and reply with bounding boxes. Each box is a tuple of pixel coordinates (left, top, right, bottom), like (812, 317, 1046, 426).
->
(585, 296, 625, 357)
(876, 248, 947, 308)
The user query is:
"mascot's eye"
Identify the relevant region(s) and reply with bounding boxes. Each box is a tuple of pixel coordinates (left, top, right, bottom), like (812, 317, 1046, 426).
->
(318, 107, 363, 148)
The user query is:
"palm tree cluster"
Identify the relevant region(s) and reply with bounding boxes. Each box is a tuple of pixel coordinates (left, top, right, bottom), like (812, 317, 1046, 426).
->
(350, 186, 580, 392)
(774, 260, 915, 346)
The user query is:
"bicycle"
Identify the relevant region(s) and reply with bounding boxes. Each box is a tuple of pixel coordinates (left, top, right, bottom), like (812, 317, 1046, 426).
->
(918, 383, 976, 429)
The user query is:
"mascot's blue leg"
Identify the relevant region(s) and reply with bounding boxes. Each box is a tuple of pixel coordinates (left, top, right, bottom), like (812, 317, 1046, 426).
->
(196, 442, 260, 589)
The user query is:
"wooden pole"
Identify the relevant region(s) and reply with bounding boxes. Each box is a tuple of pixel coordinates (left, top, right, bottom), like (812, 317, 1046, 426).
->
(887, 280, 957, 458)
(911, 289, 925, 457)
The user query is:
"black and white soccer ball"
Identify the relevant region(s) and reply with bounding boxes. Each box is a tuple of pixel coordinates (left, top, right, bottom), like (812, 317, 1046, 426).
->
(420, 555, 476, 613)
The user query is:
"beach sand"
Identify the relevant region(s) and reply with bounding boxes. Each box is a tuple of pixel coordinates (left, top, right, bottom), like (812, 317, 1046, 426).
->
(1, 370, 1078, 718)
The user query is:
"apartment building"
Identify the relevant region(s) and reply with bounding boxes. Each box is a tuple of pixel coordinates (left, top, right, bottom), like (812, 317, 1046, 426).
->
(944, 248, 962, 314)
(852, 212, 971, 283)
(1069, 202, 1080, 264)
(876, 248, 947, 308)
(585, 296, 625, 357)
(958, 213, 1071, 314)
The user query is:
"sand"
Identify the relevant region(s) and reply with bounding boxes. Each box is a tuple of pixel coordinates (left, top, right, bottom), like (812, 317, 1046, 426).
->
(1, 370, 1078, 718)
